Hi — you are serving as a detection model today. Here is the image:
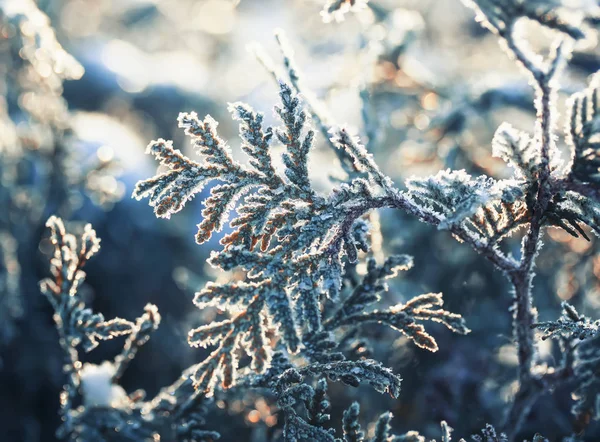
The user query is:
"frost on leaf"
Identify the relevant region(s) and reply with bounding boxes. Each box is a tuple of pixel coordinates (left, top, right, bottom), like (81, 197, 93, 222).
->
(329, 126, 393, 190)
(277, 375, 335, 441)
(533, 303, 600, 421)
(188, 285, 276, 393)
(132, 115, 238, 223)
(389, 293, 471, 352)
(533, 302, 599, 341)
(342, 402, 364, 442)
(406, 169, 525, 236)
(284, 413, 335, 442)
(492, 123, 539, 180)
(566, 74, 600, 184)
(572, 333, 600, 420)
(275, 360, 401, 441)
(470, 424, 508, 442)
(325, 257, 470, 353)
(372, 412, 398, 442)
(40, 216, 134, 352)
(549, 191, 600, 240)
(134, 82, 319, 247)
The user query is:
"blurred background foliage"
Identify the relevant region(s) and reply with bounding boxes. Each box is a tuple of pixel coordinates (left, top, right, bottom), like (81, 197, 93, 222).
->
(2, 0, 600, 440)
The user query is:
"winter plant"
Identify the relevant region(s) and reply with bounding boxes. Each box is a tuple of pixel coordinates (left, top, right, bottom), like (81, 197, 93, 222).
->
(41, 216, 220, 441)
(0, 0, 123, 342)
(21, 0, 600, 440)
(0, 2, 125, 439)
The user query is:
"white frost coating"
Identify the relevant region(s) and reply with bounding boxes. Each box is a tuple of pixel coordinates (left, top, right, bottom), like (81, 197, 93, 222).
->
(80, 361, 128, 408)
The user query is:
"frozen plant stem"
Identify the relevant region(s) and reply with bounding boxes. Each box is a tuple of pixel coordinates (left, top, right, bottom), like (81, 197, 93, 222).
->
(499, 28, 567, 440)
